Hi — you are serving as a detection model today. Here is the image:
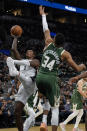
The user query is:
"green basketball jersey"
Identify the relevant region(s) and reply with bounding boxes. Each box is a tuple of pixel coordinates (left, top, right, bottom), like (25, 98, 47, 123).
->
(38, 43, 65, 76)
(71, 86, 83, 110)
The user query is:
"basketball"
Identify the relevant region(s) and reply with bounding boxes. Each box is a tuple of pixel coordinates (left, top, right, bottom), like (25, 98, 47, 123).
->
(10, 25, 23, 37)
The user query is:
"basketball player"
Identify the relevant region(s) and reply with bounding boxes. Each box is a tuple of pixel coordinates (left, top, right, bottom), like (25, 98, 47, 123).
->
(36, 6, 86, 131)
(6, 34, 40, 131)
(69, 71, 87, 131)
(60, 78, 87, 131)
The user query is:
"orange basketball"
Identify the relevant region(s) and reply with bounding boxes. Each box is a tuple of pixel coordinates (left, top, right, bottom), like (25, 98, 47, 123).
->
(10, 25, 23, 37)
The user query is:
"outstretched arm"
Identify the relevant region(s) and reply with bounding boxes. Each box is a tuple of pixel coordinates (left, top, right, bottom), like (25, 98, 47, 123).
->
(68, 71, 87, 85)
(74, 71, 87, 80)
(39, 6, 53, 47)
(61, 50, 86, 72)
(14, 59, 40, 69)
(11, 37, 21, 60)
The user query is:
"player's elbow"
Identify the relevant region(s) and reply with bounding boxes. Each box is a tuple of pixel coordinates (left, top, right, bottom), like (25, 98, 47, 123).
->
(76, 67, 81, 72)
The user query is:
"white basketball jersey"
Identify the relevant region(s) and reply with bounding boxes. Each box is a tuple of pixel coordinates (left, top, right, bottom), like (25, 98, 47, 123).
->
(20, 62, 36, 77)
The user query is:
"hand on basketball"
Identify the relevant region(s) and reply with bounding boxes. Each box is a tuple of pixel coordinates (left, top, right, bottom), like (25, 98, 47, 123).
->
(11, 34, 20, 38)
(39, 5, 48, 16)
(10, 25, 23, 38)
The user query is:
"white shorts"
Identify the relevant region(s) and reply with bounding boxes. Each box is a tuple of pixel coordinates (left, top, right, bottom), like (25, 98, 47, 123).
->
(15, 77, 35, 105)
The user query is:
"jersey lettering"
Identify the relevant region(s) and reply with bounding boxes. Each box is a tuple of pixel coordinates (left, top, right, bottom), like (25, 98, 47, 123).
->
(42, 55, 55, 71)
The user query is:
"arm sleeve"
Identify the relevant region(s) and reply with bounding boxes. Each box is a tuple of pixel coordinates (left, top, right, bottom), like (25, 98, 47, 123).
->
(42, 14, 49, 32)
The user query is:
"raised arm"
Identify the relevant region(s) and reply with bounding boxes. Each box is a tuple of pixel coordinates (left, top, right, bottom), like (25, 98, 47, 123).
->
(39, 6, 53, 47)
(61, 50, 86, 72)
(68, 71, 87, 85)
(11, 37, 21, 60)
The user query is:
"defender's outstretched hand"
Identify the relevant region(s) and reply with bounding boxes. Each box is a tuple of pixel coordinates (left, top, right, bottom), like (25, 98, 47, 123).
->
(39, 5, 48, 16)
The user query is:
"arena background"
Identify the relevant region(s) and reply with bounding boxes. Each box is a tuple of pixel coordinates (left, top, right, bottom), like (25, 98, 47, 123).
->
(0, 0, 87, 130)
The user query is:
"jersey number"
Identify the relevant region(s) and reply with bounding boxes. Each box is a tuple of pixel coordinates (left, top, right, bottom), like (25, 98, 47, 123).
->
(42, 56, 55, 71)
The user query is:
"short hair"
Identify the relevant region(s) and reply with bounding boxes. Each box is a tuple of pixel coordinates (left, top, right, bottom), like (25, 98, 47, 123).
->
(54, 33, 65, 47)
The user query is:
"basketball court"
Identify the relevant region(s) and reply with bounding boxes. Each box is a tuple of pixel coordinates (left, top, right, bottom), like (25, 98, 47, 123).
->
(0, 124, 85, 131)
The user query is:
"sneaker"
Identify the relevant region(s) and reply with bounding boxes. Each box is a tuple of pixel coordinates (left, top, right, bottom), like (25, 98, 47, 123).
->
(60, 123, 66, 131)
(40, 123, 48, 131)
(6, 57, 19, 76)
(72, 128, 83, 131)
(72, 128, 77, 131)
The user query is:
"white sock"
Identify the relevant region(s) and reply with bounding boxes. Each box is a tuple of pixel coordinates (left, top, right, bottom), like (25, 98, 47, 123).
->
(63, 110, 79, 125)
(14, 59, 30, 66)
(42, 115, 47, 124)
(51, 107, 59, 126)
(74, 109, 83, 128)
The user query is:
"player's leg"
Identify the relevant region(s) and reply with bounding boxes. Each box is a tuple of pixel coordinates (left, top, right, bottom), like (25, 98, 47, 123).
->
(40, 100, 50, 131)
(23, 105, 35, 131)
(85, 110, 87, 131)
(19, 72, 35, 99)
(15, 84, 29, 131)
(73, 109, 83, 131)
(15, 101, 24, 131)
(60, 110, 79, 131)
(51, 107, 59, 131)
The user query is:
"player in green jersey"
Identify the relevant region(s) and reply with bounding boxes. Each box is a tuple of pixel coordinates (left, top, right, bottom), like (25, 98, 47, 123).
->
(60, 78, 87, 131)
(69, 71, 87, 131)
(36, 6, 86, 131)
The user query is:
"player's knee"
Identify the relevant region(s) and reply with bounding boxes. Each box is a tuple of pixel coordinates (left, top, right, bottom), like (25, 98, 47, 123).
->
(51, 108, 59, 126)
(29, 109, 35, 119)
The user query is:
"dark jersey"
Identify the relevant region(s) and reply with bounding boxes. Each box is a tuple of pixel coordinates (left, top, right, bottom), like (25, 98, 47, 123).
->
(38, 43, 64, 76)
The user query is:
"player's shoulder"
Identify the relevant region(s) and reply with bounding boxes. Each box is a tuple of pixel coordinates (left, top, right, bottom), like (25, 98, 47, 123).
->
(44, 42, 53, 51)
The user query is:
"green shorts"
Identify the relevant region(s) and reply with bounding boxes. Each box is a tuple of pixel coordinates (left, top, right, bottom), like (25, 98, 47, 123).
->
(71, 96, 83, 110)
(36, 73, 60, 107)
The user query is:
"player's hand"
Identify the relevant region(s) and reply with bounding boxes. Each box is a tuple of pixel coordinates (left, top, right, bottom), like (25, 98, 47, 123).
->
(39, 5, 48, 16)
(79, 64, 86, 71)
(11, 34, 20, 39)
(68, 77, 78, 85)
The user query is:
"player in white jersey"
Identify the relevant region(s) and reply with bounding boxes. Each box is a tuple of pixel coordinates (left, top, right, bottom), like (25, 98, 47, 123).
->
(5, 34, 40, 131)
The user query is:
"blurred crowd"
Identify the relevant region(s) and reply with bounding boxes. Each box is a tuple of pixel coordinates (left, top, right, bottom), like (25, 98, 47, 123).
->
(0, 53, 18, 127)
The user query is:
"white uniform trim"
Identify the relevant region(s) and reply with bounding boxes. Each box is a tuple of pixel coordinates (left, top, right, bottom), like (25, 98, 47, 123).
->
(61, 50, 65, 55)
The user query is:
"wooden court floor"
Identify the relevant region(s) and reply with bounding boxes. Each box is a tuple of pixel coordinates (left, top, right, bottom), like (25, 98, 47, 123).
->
(0, 124, 85, 131)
